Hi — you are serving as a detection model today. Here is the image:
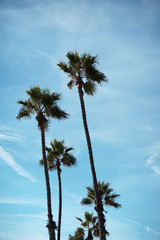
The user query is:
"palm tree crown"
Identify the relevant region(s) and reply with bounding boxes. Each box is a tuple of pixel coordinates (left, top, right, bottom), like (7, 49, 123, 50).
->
(44, 139, 77, 170)
(76, 211, 98, 231)
(57, 51, 108, 95)
(81, 181, 121, 209)
(69, 212, 99, 240)
(69, 227, 85, 240)
(17, 85, 68, 127)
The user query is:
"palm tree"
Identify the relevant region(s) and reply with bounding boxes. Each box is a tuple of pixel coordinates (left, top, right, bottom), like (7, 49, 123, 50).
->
(69, 227, 85, 240)
(76, 212, 99, 240)
(81, 181, 121, 209)
(81, 182, 121, 238)
(17, 86, 68, 240)
(57, 51, 108, 240)
(40, 139, 77, 240)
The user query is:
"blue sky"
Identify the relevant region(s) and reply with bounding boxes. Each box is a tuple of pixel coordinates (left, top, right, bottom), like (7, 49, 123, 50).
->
(0, 0, 160, 239)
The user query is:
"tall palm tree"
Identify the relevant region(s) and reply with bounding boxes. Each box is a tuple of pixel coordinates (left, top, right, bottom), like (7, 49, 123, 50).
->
(17, 86, 68, 240)
(57, 51, 108, 240)
(40, 139, 77, 240)
(81, 181, 121, 209)
(76, 212, 99, 240)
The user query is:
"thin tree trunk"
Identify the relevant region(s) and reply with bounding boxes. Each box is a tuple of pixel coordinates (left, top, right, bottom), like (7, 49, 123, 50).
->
(87, 229, 93, 240)
(57, 162, 62, 240)
(41, 126, 56, 240)
(78, 88, 106, 240)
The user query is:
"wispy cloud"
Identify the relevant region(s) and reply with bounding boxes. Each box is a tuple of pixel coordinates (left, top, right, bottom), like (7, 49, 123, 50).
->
(32, 49, 57, 68)
(0, 146, 36, 182)
(17, 213, 46, 219)
(0, 197, 45, 206)
(150, 165, 160, 175)
(0, 133, 22, 142)
(145, 226, 160, 236)
(146, 142, 160, 175)
(147, 154, 158, 165)
(145, 126, 158, 132)
(63, 190, 82, 203)
(0, 125, 23, 142)
(119, 216, 160, 237)
(120, 216, 141, 227)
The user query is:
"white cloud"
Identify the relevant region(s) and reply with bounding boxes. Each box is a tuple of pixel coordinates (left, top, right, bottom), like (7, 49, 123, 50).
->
(0, 133, 21, 142)
(151, 165, 160, 175)
(0, 197, 44, 206)
(17, 213, 46, 219)
(146, 154, 158, 166)
(120, 216, 141, 227)
(145, 226, 160, 236)
(0, 125, 24, 143)
(63, 190, 82, 203)
(145, 126, 158, 132)
(31, 49, 58, 68)
(146, 143, 160, 175)
(0, 146, 36, 182)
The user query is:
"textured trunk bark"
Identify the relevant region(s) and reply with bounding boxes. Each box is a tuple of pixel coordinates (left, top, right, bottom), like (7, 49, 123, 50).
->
(77, 85, 106, 240)
(57, 162, 62, 240)
(41, 126, 56, 240)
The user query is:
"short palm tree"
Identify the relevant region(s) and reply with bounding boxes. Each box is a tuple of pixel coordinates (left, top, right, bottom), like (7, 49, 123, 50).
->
(58, 51, 108, 240)
(81, 181, 121, 210)
(69, 227, 85, 240)
(17, 86, 68, 240)
(76, 212, 99, 240)
(40, 139, 77, 240)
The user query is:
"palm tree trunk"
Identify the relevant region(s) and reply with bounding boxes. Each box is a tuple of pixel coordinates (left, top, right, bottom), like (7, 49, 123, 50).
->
(57, 162, 62, 240)
(78, 87, 106, 240)
(41, 126, 56, 240)
(87, 229, 93, 240)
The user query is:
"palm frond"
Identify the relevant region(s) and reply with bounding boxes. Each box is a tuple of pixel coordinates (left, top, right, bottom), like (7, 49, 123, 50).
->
(57, 62, 70, 74)
(81, 197, 93, 205)
(67, 79, 76, 89)
(26, 86, 41, 107)
(66, 51, 80, 65)
(104, 193, 121, 208)
(76, 217, 83, 223)
(41, 91, 61, 109)
(48, 164, 56, 171)
(61, 154, 77, 167)
(49, 106, 69, 119)
(81, 222, 87, 228)
(83, 81, 96, 96)
(83, 54, 98, 66)
(86, 186, 95, 200)
(17, 100, 30, 106)
(39, 158, 56, 171)
(17, 99, 36, 120)
(65, 147, 74, 153)
(16, 108, 31, 120)
(84, 212, 93, 223)
(39, 159, 44, 166)
(84, 65, 108, 84)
